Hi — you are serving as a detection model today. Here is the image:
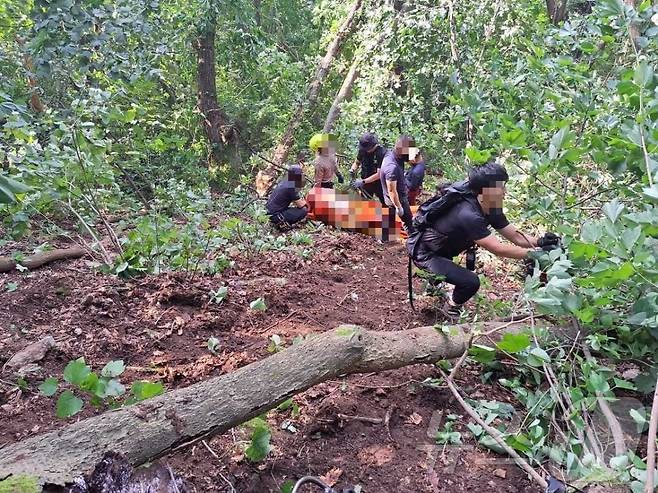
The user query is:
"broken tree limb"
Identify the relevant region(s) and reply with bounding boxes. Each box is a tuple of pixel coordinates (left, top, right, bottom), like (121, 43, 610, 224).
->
(0, 321, 534, 485)
(0, 246, 86, 273)
(644, 375, 658, 493)
(255, 0, 363, 196)
(439, 368, 549, 489)
(322, 57, 360, 134)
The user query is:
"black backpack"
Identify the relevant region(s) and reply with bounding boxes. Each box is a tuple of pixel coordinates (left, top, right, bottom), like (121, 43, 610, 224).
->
(407, 181, 473, 309)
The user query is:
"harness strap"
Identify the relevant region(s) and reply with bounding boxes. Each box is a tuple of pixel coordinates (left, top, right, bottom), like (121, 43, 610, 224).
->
(407, 229, 425, 311)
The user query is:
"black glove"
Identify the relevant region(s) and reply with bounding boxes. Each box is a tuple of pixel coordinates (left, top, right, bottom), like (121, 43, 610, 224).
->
(537, 232, 560, 248)
(336, 171, 344, 184)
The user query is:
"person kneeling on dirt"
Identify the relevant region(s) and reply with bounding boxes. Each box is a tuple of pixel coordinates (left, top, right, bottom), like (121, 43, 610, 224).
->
(408, 160, 560, 319)
(310, 133, 343, 189)
(266, 165, 308, 231)
(405, 149, 426, 205)
(350, 132, 386, 204)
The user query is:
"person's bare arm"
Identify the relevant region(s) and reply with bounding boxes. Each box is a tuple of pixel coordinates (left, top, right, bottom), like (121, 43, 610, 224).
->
(313, 164, 323, 186)
(475, 234, 533, 259)
(387, 180, 402, 209)
(292, 198, 307, 208)
(498, 224, 538, 248)
(364, 169, 381, 184)
(351, 159, 360, 173)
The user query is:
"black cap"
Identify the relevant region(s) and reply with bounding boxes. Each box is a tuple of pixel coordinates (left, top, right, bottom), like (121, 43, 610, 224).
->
(287, 164, 303, 178)
(358, 132, 379, 151)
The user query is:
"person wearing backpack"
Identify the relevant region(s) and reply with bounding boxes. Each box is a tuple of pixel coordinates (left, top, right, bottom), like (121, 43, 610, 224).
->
(407, 160, 560, 319)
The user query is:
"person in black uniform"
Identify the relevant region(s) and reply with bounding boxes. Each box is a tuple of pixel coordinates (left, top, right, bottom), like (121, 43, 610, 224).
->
(409, 161, 560, 318)
(266, 165, 308, 231)
(349, 132, 386, 204)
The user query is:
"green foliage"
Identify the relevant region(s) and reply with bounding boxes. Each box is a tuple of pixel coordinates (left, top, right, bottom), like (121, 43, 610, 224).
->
(56, 390, 84, 418)
(130, 381, 165, 402)
(244, 417, 272, 462)
(495, 332, 531, 354)
(267, 334, 285, 353)
(2, 0, 658, 489)
(209, 286, 228, 304)
(38, 376, 58, 396)
(436, 415, 462, 445)
(249, 297, 267, 311)
(0, 475, 40, 493)
(207, 336, 221, 354)
(40, 358, 163, 419)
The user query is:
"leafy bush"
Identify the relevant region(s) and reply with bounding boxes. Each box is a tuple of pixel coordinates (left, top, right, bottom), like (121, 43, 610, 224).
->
(39, 358, 164, 419)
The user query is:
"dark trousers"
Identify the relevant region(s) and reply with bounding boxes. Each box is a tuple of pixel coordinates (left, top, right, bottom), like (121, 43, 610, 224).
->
(414, 255, 480, 304)
(363, 181, 385, 204)
(269, 207, 307, 226)
(385, 194, 414, 232)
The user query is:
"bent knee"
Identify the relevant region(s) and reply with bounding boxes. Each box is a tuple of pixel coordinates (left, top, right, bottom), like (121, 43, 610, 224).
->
(464, 272, 480, 291)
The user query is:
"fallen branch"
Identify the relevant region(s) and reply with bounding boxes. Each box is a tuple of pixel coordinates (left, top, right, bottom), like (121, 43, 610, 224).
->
(336, 414, 382, 424)
(0, 321, 534, 485)
(438, 369, 548, 489)
(0, 247, 86, 274)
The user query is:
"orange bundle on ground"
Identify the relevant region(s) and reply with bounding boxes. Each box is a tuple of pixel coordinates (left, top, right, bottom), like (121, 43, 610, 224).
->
(306, 187, 412, 241)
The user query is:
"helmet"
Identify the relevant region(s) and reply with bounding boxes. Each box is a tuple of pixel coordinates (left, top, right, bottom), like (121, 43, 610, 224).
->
(309, 133, 335, 153)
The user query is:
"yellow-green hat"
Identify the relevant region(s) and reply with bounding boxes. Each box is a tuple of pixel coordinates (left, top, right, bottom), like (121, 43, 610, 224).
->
(309, 133, 335, 153)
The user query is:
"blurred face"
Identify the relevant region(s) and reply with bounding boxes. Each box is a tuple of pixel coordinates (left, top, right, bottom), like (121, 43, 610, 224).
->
(366, 144, 378, 154)
(481, 181, 506, 207)
(320, 139, 337, 155)
(395, 141, 417, 161)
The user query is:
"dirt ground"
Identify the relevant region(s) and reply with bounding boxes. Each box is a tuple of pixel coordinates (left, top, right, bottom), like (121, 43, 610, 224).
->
(0, 228, 536, 492)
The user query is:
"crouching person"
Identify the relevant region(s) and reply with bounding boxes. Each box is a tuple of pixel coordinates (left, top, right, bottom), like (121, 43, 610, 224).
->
(266, 165, 308, 231)
(408, 160, 560, 319)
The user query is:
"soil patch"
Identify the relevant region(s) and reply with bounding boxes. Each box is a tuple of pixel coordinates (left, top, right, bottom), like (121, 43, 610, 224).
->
(0, 229, 532, 492)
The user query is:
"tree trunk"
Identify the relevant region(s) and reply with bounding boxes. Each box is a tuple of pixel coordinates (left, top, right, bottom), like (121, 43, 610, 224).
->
(322, 58, 360, 133)
(16, 37, 45, 113)
(253, 0, 262, 27)
(0, 246, 86, 273)
(545, 0, 568, 24)
(0, 321, 534, 485)
(193, 25, 231, 168)
(323, 2, 411, 134)
(624, 0, 640, 46)
(255, 0, 363, 196)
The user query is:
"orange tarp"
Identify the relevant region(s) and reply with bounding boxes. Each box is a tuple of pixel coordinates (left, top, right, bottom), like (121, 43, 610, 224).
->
(306, 187, 416, 241)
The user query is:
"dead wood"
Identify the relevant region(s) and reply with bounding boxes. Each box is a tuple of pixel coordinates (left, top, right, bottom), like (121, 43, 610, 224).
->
(255, 0, 363, 196)
(0, 320, 534, 485)
(3, 336, 56, 371)
(0, 246, 86, 273)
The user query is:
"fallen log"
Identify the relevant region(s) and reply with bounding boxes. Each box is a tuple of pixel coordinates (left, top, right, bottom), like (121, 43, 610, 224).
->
(0, 246, 86, 273)
(0, 321, 532, 485)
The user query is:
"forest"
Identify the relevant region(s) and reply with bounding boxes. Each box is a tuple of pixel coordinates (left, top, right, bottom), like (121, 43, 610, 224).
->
(0, 0, 657, 491)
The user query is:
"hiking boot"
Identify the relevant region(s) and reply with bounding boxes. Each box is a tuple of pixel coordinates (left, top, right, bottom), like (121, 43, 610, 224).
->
(423, 282, 445, 297)
(442, 302, 464, 322)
